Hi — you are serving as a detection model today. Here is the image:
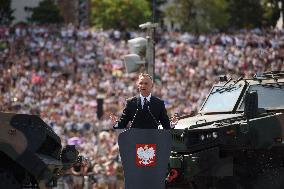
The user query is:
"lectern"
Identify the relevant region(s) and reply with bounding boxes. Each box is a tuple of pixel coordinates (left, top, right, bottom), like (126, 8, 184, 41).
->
(118, 128, 172, 189)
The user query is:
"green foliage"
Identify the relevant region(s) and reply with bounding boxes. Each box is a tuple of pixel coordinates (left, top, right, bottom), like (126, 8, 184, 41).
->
(227, 0, 263, 29)
(0, 0, 14, 25)
(30, 0, 63, 24)
(146, 0, 167, 22)
(163, 0, 284, 32)
(164, 0, 230, 33)
(262, 0, 282, 27)
(91, 0, 151, 29)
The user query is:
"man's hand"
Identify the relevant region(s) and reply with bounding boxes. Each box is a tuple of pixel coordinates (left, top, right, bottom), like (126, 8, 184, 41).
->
(170, 113, 179, 126)
(109, 113, 118, 124)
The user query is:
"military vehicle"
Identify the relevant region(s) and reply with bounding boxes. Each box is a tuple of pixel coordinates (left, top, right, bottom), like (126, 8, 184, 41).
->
(0, 112, 79, 189)
(166, 71, 284, 189)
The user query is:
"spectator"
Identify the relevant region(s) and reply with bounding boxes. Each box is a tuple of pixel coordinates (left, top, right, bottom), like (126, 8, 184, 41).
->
(0, 24, 283, 188)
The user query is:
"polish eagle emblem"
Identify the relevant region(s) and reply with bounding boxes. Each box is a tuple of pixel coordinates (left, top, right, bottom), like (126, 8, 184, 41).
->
(136, 144, 156, 167)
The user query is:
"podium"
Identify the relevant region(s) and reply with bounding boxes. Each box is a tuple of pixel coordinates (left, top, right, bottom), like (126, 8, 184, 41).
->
(118, 128, 172, 189)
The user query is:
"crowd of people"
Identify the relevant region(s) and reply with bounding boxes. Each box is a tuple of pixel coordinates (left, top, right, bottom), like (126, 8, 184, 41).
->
(0, 24, 283, 188)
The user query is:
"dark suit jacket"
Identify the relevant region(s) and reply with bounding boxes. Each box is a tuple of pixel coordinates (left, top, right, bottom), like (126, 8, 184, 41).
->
(114, 95, 171, 129)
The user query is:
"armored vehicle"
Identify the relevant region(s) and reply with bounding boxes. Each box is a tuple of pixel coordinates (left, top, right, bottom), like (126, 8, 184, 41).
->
(0, 112, 79, 189)
(167, 71, 284, 189)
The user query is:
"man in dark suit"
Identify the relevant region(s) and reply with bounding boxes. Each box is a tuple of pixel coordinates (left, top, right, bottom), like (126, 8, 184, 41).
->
(110, 73, 177, 129)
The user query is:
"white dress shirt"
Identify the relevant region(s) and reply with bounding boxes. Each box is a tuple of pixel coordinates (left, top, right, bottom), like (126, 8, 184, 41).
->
(140, 93, 151, 109)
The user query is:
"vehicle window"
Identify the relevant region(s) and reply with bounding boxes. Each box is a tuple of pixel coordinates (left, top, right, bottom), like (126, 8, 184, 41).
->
(238, 83, 284, 110)
(201, 84, 244, 112)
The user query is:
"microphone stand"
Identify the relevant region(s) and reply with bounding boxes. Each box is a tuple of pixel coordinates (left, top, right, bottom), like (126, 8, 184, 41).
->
(147, 105, 160, 128)
(129, 108, 139, 128)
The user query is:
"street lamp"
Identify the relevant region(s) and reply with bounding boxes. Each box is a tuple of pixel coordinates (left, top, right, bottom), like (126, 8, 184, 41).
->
(123, 22, 157, 80)
(123, 0, 158, 81)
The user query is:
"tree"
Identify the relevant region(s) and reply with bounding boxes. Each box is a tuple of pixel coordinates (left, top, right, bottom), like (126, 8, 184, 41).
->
(0, 0, 14, 25)
(91, 0, 151, 29)
(163, 0, 230, 33)
(146, 0, 167, 22)
(227, 0, 263, 29)
(262, 0, 284, 27)
(30, 0, 63, 24)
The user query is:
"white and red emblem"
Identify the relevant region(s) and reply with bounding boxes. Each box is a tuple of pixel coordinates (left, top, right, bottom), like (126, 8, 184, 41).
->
(136, 144, 156, 167)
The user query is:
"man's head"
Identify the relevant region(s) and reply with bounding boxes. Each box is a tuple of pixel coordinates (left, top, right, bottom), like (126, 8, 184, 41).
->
(137, 73, 153, 97)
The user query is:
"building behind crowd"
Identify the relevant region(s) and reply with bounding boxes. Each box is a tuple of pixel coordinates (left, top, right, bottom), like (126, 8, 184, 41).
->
(11, 0, 42, 24)
(11, 0, 91, 26)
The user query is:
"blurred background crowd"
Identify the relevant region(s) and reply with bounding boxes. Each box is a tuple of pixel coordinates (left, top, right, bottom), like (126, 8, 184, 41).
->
(0, 24, 284, 188)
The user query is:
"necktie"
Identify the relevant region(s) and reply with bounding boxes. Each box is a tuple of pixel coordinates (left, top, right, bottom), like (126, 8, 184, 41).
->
(143, 97, 148, 110)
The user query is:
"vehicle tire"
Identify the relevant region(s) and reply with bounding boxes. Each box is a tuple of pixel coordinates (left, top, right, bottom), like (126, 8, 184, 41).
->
(0, 168, 21, 189)
(213, 176, 246, 189)
(166, 180, 195, 189)
(252, 168, 284, 189)
(191, 177, 213, 189)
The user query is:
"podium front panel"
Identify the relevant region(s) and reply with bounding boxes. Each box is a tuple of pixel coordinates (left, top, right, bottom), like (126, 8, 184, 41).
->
(118, 128, 172, 189)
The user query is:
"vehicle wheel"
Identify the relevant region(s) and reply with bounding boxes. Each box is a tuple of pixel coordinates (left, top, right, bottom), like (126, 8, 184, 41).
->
(252, 168, 284, 189)
(213, 176, 246, 189)
(0, 168, 21, 189)
(191, 177, 213, 189)
(166, 180, 195, 189)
